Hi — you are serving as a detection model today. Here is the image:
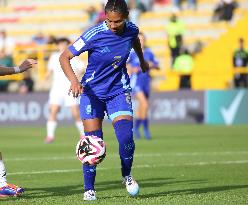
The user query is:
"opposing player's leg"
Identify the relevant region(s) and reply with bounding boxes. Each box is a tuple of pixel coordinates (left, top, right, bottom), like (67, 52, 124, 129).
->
(71, 105, 85, 136)
(66, 94, 84, 137)
(79, 94, 105, 200)
(133, 98, 142, 139)
(45, 104, 60, 143)
(45, 89, 64, 143)
(107, 92, 139, 196)
(0, 152, 24, 197)
(130, 74, 141, 139)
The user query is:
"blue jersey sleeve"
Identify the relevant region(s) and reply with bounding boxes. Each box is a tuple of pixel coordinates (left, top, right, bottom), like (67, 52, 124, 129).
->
(69, 36, 91, 56)
(69, 22, 109, 56)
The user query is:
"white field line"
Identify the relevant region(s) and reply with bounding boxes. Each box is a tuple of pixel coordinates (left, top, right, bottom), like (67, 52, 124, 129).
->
(8, 160, 248, 176)
(4, 151, 248, 162)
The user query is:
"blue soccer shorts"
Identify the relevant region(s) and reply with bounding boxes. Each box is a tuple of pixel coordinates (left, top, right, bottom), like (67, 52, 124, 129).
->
(131, 72, 151, 98)
(79, 92, 133, 121)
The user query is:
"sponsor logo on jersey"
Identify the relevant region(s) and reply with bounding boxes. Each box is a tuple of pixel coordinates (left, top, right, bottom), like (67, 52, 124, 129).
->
(100, 46, 111, 53)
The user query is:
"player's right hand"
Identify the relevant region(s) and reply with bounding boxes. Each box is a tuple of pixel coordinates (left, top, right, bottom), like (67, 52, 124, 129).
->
(68, 80, 83, 98)
(19, 59, 37, 72)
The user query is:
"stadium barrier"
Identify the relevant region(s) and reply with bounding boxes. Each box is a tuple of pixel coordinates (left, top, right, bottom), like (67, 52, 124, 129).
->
(0, 89, 247, 125)
(206, 89, 248, 125)
(0, 90, 203, 125)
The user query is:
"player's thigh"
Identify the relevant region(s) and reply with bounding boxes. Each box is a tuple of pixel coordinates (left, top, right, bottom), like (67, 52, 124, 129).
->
(80, 93, 105, 131)
(135, 91, 148, 109)
(138, 73, 150, 98)
(65, 95, 80, 120)
(49, 104, 61, 119)
(106, 92, 133, 124)
(70, 105, 81, 121)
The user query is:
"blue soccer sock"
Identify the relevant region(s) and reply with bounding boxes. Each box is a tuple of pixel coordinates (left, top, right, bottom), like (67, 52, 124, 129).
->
(114, 119, 135, 177)
(82, 129, 103, 191)
(134, 119, 142, 139)
(142, 119, 151, 139)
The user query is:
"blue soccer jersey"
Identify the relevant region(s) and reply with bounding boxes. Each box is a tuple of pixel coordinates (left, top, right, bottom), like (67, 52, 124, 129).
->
(127, 48, 159, 97)
(127, 47, 159, 74)
(69, 21, 139, 99)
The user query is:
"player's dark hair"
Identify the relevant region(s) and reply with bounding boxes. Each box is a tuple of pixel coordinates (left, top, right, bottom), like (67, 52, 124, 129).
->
(105, 0, 129, 17)
(56, 37, 70, 45)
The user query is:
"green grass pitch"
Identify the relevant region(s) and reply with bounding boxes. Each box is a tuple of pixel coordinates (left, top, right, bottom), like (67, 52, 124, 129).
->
(0, 124, 248, 205)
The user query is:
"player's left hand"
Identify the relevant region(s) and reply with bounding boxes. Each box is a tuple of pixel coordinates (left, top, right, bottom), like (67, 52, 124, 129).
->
(140, 60, 149, 73)
(68, 80, 83, 98)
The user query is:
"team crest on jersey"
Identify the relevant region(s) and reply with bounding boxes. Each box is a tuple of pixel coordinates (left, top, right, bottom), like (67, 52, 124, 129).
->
(112, 56, 121, 69)
(86, 105, 92, 114)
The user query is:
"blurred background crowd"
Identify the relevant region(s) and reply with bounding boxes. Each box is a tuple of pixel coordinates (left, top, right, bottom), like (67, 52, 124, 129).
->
(0, 0, 247, 93)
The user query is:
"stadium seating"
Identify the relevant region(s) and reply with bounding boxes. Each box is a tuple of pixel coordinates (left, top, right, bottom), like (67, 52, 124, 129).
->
(0, 0, 248, 90)
(139, 0, 248, 90)
(192, 12, 248, 90)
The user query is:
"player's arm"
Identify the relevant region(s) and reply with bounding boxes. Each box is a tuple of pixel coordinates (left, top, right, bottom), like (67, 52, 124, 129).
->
(132, 37, 149, 73)
(45, 55, 54, 80)
(149, 52, 160, 70)
(59, 48, 83, 97)
(0, 59, 36, 76)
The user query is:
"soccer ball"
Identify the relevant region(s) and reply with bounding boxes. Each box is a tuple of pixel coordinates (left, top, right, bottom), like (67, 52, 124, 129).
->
(76, 135, 106, 165)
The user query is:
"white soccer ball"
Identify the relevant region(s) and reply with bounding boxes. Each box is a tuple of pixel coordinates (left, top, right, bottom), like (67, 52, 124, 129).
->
(76, 135, 106, 165)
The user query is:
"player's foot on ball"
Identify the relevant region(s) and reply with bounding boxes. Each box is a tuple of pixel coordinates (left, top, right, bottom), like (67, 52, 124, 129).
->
(83, 190, 96, 201)
(0, 184, 24, 197)
(123, 175, 139, 196)
(44, 136, 54, 144)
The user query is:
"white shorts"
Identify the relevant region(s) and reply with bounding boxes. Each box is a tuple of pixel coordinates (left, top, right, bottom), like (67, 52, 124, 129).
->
(49, 88, 79, 107)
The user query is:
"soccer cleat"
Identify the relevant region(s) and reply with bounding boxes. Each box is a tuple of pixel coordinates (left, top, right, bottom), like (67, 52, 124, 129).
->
(0, 184, 24, 197)
(123, 175, 139, 196)
(44, 136, 54, 144)
(83, 190, 96, 201)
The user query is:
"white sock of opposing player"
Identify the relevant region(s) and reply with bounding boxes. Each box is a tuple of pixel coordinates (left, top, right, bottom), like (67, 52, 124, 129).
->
(0, 160, 7, 187)
(47, 121, 57, 138)
(75, 121, 84, 136)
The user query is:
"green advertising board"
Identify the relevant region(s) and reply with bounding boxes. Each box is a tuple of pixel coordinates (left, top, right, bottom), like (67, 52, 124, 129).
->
(206, 89, 248, 125)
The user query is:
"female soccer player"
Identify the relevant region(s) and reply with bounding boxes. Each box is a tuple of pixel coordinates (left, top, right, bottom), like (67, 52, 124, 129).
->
(0, 59, 36, 197)
(44, 38, 85, 144)
(59, 0, 149, 200)
(127, 32, 159, 140)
